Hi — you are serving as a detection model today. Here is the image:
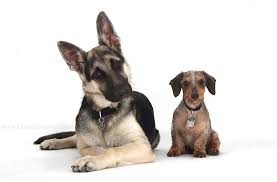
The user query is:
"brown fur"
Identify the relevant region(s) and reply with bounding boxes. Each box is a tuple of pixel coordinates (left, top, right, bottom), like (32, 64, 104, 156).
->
(168, 71, 220, 158)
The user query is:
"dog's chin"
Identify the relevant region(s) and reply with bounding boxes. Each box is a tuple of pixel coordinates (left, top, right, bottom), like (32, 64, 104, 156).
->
(184, 99, 203, 109)
(105, 94, 130, 103)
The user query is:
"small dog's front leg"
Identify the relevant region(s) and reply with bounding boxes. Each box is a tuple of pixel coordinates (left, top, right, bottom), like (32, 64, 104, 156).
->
(72, 142, 154, 172)
(193, 135, 208, 158)
(167, 130, 185, 157)
(207, 130, 220, 155)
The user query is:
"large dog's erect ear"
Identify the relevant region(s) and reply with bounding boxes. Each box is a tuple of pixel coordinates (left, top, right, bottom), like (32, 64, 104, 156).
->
(169, 73, 183, 97)
(57, 41, 86, 72)
(202, 71, 216, 95)
(96, 11, 121, 53)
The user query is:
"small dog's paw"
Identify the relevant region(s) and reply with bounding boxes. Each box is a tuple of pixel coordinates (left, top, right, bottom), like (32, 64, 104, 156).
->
(193, 150, 207, 158)
(71, 156, 98, 172)
(40, 139, 58, 150)
(207, 148, 219, 155)
(167, 147, 182, 157)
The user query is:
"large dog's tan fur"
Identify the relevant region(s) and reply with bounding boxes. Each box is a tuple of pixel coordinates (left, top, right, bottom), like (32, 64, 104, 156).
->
(40, 56, 154, 171)
(41, 112, 154, 170)
(39, 11, 155, 172)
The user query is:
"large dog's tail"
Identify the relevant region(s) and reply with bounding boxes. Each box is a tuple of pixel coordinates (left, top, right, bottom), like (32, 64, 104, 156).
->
(151, 129, 160, 150)
(33, 131, 75, 144)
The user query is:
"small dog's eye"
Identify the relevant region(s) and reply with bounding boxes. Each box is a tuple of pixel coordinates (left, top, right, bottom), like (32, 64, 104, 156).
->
(199, 79, 205, 86)
(93, 68, 105, 79)
(183, 81, 190, 86)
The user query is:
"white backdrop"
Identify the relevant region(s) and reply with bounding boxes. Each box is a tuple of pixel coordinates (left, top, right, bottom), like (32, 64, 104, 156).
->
(0, 0, 277, 181)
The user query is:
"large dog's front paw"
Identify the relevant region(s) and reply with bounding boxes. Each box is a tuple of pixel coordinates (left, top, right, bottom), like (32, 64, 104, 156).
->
(71, 156, 100, 172)
(40, 139, 58, 150)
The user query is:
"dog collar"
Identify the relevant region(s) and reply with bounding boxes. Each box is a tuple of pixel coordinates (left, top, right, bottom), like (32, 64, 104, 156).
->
(184, 101, 202, 128)
(90, 107, 118, 128)
(184, 101, 202, 112)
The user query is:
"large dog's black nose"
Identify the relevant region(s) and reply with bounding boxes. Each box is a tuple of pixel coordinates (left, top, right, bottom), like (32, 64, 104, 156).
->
(191, 88, 199, 100)
(113, 84, 132, 100)
(117, 87, 131, 98)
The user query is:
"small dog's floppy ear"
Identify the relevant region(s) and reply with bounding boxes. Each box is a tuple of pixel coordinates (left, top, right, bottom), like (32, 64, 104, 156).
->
(202, 71, 216, 95)
(169, 73, 183, 97)
(96, 11, 121, 53)
(57, 41, 86, 72)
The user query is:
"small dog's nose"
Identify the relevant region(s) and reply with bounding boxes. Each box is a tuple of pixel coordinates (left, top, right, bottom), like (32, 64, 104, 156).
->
(191, 90, 199, 100)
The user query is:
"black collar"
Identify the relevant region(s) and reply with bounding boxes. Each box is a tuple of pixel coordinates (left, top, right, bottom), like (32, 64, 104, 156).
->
(89, 107, 118, 120)
(82, 96, 121, 128)
(184, 101, 202, 112)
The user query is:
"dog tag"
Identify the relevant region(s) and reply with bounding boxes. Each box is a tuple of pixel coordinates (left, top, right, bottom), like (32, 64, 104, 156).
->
(98, 111, 105, 128)
(98, 117, 105, 128)
(187, 116, 196, 128)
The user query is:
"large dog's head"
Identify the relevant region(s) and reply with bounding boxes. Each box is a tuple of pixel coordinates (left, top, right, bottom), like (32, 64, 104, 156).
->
(57, 12, 132, 108)
(170, 71, 216, 109)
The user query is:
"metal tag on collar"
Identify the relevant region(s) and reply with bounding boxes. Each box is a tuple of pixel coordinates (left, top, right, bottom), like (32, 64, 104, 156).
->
(187, 111, 196, 128)
(98, 111, 105, 128)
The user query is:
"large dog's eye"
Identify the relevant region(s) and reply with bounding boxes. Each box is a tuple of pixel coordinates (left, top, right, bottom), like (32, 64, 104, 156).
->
(92, 68, 105, 79)
(112, 60, 123, 71)
(199, 79, 205, 86)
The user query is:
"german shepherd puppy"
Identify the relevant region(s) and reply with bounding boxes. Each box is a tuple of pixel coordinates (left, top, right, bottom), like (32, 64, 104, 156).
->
(34, 11, 160, 172)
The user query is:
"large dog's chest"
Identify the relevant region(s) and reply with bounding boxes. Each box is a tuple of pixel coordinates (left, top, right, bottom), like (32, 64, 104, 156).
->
(77, 113, 147, 148)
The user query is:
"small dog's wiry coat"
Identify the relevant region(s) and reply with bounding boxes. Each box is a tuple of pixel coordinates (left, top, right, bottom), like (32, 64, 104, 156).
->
(167, 71, 220, 158)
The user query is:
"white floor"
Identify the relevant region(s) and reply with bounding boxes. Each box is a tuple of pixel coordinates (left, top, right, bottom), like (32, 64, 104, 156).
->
(1, 128, 277, 182)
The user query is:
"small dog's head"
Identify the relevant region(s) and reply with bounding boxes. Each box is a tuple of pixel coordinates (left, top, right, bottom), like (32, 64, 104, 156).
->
(170, 71, 216, 109)
(57, 12, 132, 107)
